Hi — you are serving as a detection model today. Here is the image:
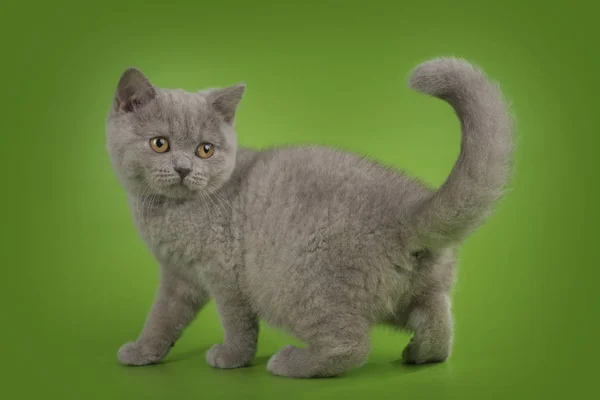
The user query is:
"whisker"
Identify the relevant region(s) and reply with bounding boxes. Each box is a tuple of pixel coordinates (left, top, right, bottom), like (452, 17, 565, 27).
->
(207, 185, 233, 211)
(145, 192, 156, 226)
(204, 186, 228, 216)
(198, 191, 214, 227)
(139, 184, 153, 228)
(204, 190, 224, 222)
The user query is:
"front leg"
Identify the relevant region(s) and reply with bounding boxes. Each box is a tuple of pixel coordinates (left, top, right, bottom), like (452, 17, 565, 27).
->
(206, 293, 258, 369)
(118, 269, 210, 366)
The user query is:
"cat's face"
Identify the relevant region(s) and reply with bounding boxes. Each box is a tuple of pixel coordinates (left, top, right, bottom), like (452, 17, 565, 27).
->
(106, 68, 244, 200)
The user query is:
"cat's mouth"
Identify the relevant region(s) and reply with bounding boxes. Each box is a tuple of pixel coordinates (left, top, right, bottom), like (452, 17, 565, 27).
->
(170, 179, 194, 192)
(148, 174, 210, 199)
(161, 178, 207, 199)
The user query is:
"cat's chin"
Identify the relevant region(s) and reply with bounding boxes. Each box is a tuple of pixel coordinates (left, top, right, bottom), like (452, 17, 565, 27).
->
(160, 180, 217, 201)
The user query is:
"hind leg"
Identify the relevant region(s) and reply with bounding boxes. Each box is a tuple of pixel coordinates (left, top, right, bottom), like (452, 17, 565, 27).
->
(267, 314, 370, 378)
(402, 292, 454, 364)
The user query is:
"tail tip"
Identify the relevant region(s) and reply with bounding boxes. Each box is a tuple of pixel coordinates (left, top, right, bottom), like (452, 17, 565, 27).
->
(408, 57, 483, 97)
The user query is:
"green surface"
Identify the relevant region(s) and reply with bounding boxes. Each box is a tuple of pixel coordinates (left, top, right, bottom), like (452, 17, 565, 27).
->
(3, 0, 598, 398)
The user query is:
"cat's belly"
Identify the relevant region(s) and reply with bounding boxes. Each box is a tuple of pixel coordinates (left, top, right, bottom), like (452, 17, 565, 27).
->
(241, 214, 412, 327)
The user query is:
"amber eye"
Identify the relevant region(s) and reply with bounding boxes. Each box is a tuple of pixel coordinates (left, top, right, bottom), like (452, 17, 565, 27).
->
(197, 143, 214, 159)
(150, 137, 169, 153)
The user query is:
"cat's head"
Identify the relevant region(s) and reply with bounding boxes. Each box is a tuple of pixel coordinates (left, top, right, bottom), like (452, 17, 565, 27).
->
(105, 68, 244, 200)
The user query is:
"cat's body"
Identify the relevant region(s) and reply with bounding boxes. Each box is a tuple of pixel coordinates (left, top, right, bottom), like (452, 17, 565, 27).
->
(107, 58, 513, 378)
(136, 146, 451, 326)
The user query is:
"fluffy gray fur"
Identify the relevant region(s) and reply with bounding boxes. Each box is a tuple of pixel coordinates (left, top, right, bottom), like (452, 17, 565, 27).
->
(106, 57, 513, 378)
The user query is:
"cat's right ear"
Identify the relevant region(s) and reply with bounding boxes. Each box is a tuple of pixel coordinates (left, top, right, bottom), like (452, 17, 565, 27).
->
(114, 68, 156, 113)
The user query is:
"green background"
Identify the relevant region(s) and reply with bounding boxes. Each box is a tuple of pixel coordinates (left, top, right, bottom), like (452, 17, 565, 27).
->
(3, 0, 598, 398)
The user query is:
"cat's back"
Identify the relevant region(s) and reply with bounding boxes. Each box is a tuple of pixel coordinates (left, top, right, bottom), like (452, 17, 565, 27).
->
(244, 146, 430, 215)
(240, 145, 433, 260)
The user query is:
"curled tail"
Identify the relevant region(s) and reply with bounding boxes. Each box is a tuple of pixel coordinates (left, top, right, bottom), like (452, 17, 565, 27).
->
(408, 57, 514, 249)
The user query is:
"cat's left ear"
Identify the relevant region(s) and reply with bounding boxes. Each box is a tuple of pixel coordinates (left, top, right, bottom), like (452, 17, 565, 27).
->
(114, 68, 157, 113)
(208, 84, 246, 124)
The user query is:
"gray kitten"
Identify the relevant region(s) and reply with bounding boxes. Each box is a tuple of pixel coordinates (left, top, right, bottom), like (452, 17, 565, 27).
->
(106, 57, 513, 378)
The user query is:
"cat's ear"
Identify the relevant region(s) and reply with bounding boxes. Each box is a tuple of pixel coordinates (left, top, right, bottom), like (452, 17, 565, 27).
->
(209, 84, 246, 124)
(114, 68, 156, 113)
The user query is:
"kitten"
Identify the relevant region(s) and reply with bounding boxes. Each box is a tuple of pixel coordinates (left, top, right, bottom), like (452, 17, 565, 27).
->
(106, 57, 513, 378)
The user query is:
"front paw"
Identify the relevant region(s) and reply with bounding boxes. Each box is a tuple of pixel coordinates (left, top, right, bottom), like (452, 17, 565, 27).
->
(117, 341, 166, 366)
(267, 345, 303, 377)
(206, 344, 253, 369)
